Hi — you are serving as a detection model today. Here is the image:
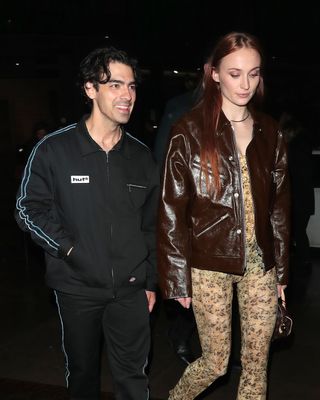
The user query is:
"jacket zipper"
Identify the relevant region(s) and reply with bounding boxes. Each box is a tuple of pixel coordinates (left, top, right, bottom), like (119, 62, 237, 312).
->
(196, 214, 228, 238)
(106, 151, 116, 298)
(110, 223, 116, 297)
(231, 126, 247, 272)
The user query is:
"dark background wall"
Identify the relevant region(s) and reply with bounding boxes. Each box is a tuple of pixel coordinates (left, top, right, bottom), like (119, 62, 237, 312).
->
(1, 0, 320, 181)
(1, 0, 320, 259)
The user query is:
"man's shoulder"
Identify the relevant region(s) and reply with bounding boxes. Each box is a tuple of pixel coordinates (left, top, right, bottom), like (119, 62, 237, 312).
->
(164, 90, 196, 118)
(41, 123, 78, 146)
(124, 132, 158, 166)
(125, 131, 151, 153)
(253, 111, 279, 130)
(171, 107, 202, 132)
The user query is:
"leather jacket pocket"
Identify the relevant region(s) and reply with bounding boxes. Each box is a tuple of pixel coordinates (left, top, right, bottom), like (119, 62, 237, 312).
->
(194, 213, 229, 238)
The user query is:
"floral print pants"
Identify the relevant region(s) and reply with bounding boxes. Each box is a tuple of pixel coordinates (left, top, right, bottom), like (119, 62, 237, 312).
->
(168, 256, 278, 400)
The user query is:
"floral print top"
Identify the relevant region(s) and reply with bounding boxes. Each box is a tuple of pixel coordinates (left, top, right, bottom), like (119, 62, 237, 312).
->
(239, 154, 256, 246)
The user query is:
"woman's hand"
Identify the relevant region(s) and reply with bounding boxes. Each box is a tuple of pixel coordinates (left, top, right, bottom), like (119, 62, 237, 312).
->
(145, 290, 156, 312)
(277, 284, 287, 299)
(175, 297, 192, 309)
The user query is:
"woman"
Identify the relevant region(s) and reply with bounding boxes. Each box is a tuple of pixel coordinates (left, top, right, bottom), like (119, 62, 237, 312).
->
(158, 32, 290, 399)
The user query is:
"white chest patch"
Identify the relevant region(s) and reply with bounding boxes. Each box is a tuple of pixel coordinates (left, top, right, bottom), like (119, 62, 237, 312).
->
(71, 175, 90, 183)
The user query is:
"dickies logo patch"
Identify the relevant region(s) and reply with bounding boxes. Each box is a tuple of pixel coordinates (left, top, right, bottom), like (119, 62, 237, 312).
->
(71, 175, 90, 183)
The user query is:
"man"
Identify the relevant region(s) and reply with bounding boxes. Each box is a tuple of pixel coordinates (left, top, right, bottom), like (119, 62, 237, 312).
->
(153, 88, 199, 168)
(15, 47, 159, 400)
(153, 80, 199, 365)
(280, 111, 315, 273)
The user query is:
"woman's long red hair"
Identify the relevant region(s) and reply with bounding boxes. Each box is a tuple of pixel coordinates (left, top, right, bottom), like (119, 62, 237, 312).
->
(194, 32, 265, 193)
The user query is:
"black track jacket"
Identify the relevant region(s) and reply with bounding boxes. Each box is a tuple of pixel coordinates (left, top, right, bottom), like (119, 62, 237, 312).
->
(15, 116, 160, 299)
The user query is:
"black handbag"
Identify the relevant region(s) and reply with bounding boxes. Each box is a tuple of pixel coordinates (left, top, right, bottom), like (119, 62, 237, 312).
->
(272, 297, 293, 341)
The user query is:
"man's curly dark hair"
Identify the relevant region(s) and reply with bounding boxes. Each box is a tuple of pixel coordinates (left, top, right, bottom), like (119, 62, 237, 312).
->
(78, 47, 140, 102)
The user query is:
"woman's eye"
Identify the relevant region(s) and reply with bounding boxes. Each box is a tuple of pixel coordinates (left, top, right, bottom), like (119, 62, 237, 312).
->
(249, 69, 260, 77)
(230, 74, 240, 78)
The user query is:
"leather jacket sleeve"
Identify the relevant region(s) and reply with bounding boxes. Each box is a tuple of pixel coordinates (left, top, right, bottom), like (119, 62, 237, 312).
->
(270, 130, 291, 285)
(158, 129, 193, 299)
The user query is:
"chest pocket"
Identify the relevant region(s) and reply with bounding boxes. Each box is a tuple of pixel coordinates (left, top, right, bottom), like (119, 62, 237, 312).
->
(127, 183, 148, 209)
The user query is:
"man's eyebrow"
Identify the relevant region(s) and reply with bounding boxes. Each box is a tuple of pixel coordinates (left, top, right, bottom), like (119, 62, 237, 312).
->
(108, 79, 123, 84)
(108, 79, 136, 85)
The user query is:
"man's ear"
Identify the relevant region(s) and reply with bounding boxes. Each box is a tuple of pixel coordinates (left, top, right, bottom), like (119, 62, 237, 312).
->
(211, 68, 220, 83)
(84, 82, 96, 99)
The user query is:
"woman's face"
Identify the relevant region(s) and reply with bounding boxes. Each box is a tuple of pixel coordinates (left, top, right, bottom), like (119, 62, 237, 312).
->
(211, 47, 261, 107)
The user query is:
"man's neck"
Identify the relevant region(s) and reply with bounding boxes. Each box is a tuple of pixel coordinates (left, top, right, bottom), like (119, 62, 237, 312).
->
(85, 115, 122, 151)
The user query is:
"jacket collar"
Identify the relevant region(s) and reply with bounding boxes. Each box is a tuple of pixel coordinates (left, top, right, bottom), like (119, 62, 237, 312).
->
(76, 115, 131, 158)
(216, 110, 263, 136)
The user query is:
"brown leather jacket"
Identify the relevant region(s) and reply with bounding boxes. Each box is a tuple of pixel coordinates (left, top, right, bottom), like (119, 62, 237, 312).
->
(158, 108, 290, 299)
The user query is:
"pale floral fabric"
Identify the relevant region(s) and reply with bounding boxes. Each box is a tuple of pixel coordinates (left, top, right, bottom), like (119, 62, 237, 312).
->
(239, 154, 255, 245)
(168, 156, 278, 400)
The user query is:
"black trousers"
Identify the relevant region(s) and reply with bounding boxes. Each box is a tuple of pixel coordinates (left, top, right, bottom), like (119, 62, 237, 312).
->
(54, 289, 150, 400)
(164, 300, 196, 346)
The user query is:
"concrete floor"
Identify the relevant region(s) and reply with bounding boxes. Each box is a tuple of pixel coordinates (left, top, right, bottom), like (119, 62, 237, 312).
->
(1, 227, 320, 399)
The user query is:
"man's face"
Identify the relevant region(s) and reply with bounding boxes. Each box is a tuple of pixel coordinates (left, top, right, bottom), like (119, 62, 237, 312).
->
(85, 61, 136, 126)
